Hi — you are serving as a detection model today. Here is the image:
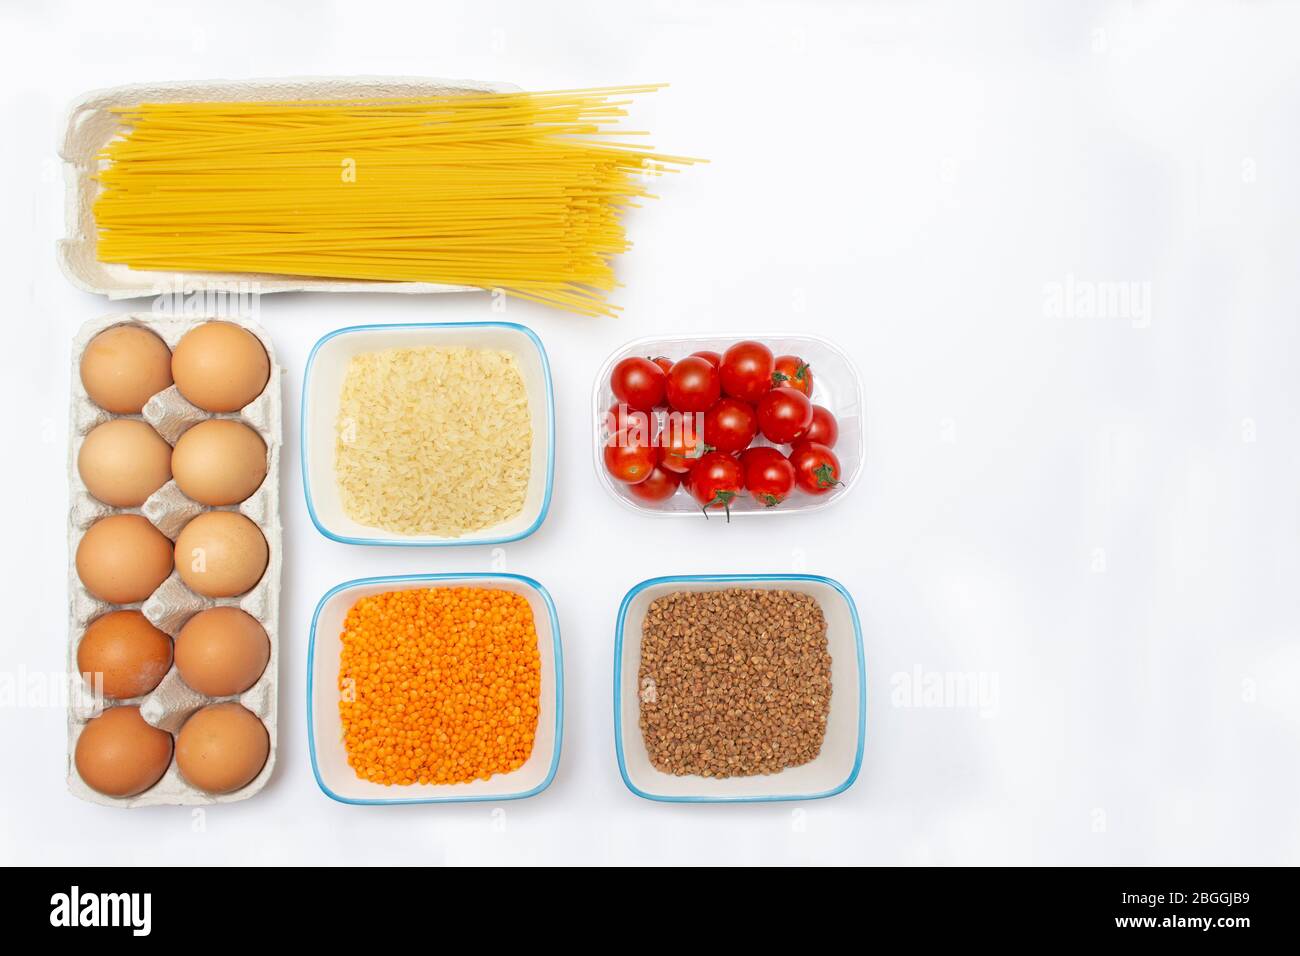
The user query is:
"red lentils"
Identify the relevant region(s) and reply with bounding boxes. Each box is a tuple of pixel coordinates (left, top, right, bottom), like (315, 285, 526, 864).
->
(338, 587, 541, 786)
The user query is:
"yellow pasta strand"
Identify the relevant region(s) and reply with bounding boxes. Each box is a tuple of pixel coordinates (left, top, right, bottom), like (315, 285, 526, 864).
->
(92, 86, 701, 317)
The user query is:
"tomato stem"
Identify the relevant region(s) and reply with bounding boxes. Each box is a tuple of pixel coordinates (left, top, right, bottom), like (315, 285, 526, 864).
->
(701, 489, 738, 522)
(771, 363, 810, 388)
(814, 463, 843, 488)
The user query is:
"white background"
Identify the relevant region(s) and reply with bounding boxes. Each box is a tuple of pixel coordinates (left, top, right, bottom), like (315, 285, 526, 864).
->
(2, 0, 1298, 865)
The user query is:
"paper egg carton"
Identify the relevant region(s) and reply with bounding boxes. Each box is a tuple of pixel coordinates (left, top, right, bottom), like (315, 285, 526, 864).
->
(57, 75, 517, 299)
(66, 313, 282, 807)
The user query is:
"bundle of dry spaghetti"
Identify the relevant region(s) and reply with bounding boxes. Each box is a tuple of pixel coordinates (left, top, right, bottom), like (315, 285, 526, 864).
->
(92, 86, 700, 317)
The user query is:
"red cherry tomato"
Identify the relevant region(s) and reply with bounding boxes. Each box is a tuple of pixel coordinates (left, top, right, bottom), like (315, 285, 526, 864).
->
(802, 404, 839, 448)
(666, 355, 721, 412)
(659, 422, 709, 474)
(789, 441, 843, 494)
(719, 340, 775, 403)
(703, 398, 757, 453)
(626, 464, 682, 503)
(688, 451, 745, 519)
(651, 356, 674, 376)
(690, 349, 722, 369)
(603, 430, 657, 484)
(771, 355, 813, 397)
(741, 446, 795, 507)
(603, 402, 653, 437)
(610, 356, 667, 411)
(757, 387, 813, 444)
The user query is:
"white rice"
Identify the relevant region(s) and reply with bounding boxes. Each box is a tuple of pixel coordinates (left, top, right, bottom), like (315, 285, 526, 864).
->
(335, 346, 531, 536)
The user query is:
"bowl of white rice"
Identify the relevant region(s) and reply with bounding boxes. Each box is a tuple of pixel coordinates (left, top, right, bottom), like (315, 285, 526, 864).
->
(301, 321, 554, 546)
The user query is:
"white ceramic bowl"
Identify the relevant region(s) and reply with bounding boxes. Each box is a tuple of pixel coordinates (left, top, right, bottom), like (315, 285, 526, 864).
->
(592, 334, 865, 516)
(301, 322, 554, 546)
(308, 573, 563, 804)
(614, 574, 865, 802)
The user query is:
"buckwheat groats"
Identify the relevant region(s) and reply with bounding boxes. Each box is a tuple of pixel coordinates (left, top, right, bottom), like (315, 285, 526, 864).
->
(638, 588, 832, 778)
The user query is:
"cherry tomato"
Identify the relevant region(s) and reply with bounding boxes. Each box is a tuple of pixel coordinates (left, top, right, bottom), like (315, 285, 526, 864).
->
(666, 355, 721, 412)
(757, 386, 813, 444)
(690, 349, 722, 369)
(741, 446, 795, 507)
(771, 355, 813, 397)
(651, 356, 674, 376)
(603, 430, 657, 484)
(802, 404, 839, 448)
(658, 414, 709, 473)
(688, 451, 745, 519)
(789, 441, 843, 494)
(703, 398, 757, 453)
(610, 356, 667, 411)
(603, 402, 653, 437)
(719, 340, 775, 403)
(626, 464, 682, 503)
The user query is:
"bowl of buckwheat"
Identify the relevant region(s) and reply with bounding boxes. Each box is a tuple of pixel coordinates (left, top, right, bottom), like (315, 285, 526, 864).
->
(613, 574, 866, 803)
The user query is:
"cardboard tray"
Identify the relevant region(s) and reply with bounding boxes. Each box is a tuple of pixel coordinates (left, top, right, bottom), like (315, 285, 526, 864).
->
(67, 313, 282, 806)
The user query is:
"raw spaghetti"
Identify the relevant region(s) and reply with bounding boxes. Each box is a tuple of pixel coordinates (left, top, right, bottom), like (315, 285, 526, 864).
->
(91, 86, 700, 317)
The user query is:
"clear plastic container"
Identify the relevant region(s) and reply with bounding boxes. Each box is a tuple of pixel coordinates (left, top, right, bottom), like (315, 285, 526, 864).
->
(592, 333, 865, 516)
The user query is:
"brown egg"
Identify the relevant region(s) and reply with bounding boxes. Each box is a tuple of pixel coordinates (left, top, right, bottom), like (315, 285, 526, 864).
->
(175, 607, 270, 697)
(171, 419, 267, 506)
(75, 705, 173, 797)
(174, 511, 268, 598)
(77, 610, 173, 699)
(77, 419, 173, 507)
(171, 322, 270, 413)
(176, 702, 269, 793)
(76, 515, 174, 604)
(80, 325, 173, 414)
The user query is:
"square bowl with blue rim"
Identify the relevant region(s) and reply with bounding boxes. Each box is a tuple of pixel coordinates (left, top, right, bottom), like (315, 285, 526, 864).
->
(614, 573, 865, 803)
(308, 573, 563, 804)
(301, 321, 554, 546)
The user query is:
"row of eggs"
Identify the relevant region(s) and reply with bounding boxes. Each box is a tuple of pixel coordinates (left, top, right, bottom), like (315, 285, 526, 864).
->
(80, 319, 270, 416)
(76, 702, 269, 798)
(76, 511, 268, 603)
(79, 417, 267, 509)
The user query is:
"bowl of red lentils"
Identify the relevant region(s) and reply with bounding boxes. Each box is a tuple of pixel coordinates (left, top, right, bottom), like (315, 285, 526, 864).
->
(309, 573, 563, 804)
(614, 574, 865, 802)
